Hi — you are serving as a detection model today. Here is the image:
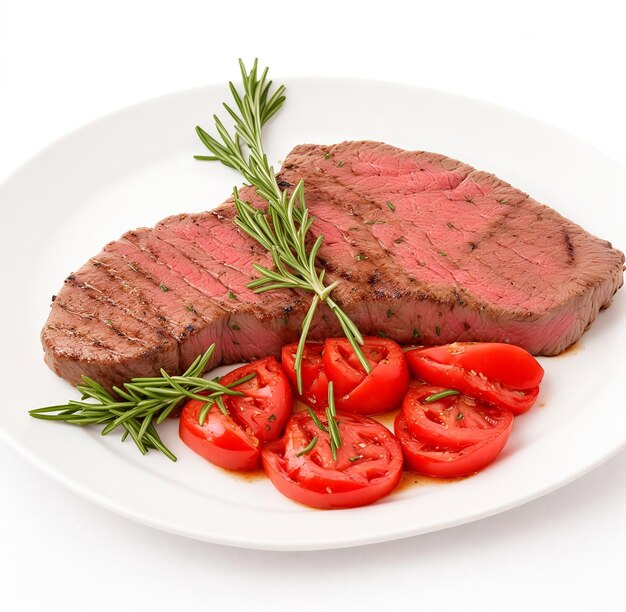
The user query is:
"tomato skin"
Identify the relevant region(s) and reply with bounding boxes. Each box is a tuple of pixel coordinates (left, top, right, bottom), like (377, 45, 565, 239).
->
(281, 342, 329, 408)
(402, 385, 514, 449)
(406, 342, 544, 415)
(394, 412, 513, 478)
(407, 342, 544, 388)
(322, 337, 410, 415)
(179, 399, 260, 471)
(262, 410, 404, 509)
(219, 356, 292, 444)
(179, 356, 292, 471)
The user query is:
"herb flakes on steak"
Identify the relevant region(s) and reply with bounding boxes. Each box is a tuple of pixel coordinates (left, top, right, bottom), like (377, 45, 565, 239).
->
(41, 141, 625, 388)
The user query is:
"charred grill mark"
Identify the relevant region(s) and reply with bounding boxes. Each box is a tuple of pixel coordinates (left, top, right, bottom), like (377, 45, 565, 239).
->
(317, 256, 337, 274)
(564, 231, 575, 263)
(299, 183, 413, 297)
(44, 142, 626, 390)
(67, 273, 156, 327)
(179, 215, 304, 306)
(55, 299, 161, 348)
(104, 248, 215, 326)
(122, 234, 233, 314)
(452, 289, 466, 307)
(70, 259, 198, 349)
(149, 233, 253, 305)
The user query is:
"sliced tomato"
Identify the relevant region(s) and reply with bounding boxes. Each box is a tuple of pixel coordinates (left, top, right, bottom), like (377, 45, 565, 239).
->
(394, 411, 513, 477)
(405, 342, 544, 415)
(322, 337, 409, 414)
(179, 399, 260, 471)
(402, 385, 514, 449)
(281, 341, 329, 408)
(219, 356, 292, 444)
(262, 409, 403, 509)
(179, 356, 292, 471)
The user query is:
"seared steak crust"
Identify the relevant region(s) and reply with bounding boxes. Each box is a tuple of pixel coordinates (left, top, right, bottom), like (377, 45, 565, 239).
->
(42, 141, 625, 388)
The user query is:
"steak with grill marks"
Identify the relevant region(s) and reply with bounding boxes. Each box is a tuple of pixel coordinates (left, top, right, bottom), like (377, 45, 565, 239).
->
(42, 141, 625, 389)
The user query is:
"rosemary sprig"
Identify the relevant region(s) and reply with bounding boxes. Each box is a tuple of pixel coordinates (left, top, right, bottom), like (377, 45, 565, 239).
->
(29, 345, 253, 461)
(194, 59, 372, 396)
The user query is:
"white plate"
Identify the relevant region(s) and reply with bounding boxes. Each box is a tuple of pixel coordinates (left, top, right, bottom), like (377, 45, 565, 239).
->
(0, 78, 624, 551)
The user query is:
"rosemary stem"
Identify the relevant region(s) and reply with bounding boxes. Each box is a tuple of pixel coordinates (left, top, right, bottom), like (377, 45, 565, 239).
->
(294, 295, 320, 394)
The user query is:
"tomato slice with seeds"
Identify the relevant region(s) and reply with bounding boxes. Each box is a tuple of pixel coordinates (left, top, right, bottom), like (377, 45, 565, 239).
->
(394, 411, 513, 478)
(179, 399, 261, 471)
(219, 356, 292, 444)
(322, 337, 409, 414)
(405, 342, 544, 415)
(281, 341, 329, 408)
(262, 409, 403, 509)
(179, 356, 292, 471)
(402, 385, 514, 449)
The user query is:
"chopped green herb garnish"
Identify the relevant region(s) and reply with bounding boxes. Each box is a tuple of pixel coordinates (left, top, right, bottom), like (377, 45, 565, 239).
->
(186, 305, 195, 313)
(438, 251, 447, 257)
(159, 283, 170, 292)
(268, 414, 276, 422)
(435, 325, 441, 336)
(412, 328, 421, 339)
(456, 411, 464, 420)
(324, 152, 332, 160)
(447, 222, 455, 229)
(231, 323, 241, 331)
(424, 389, 461, 403)
(386, 201, 396, 212)
(365, 219, 385, 225)
(386, 309, 395, 318)
(325, 382, 342, 461)
(336, 160, 345, 167)
(227, 291, 238, 300)
(296, 435, 319, 457)
(349, 455, 364, 462)
(356, 253, 368, 261)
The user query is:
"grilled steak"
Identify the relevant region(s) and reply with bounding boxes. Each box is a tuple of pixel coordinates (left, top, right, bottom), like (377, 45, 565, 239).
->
(42, 141, 625, 388)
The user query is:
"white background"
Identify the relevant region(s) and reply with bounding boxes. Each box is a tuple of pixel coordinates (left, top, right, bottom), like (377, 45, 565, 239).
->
(1, 1, 624, 610)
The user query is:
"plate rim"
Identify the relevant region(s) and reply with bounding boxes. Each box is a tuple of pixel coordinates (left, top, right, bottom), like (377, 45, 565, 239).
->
(1, 76, 625, 551)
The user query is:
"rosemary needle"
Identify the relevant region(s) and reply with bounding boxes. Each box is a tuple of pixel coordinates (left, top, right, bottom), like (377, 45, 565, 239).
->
(424, 389, 461, 403)
(194, 59, 372, 396)
(325, 381, 342, 461)
(29, 344, 254, 461)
